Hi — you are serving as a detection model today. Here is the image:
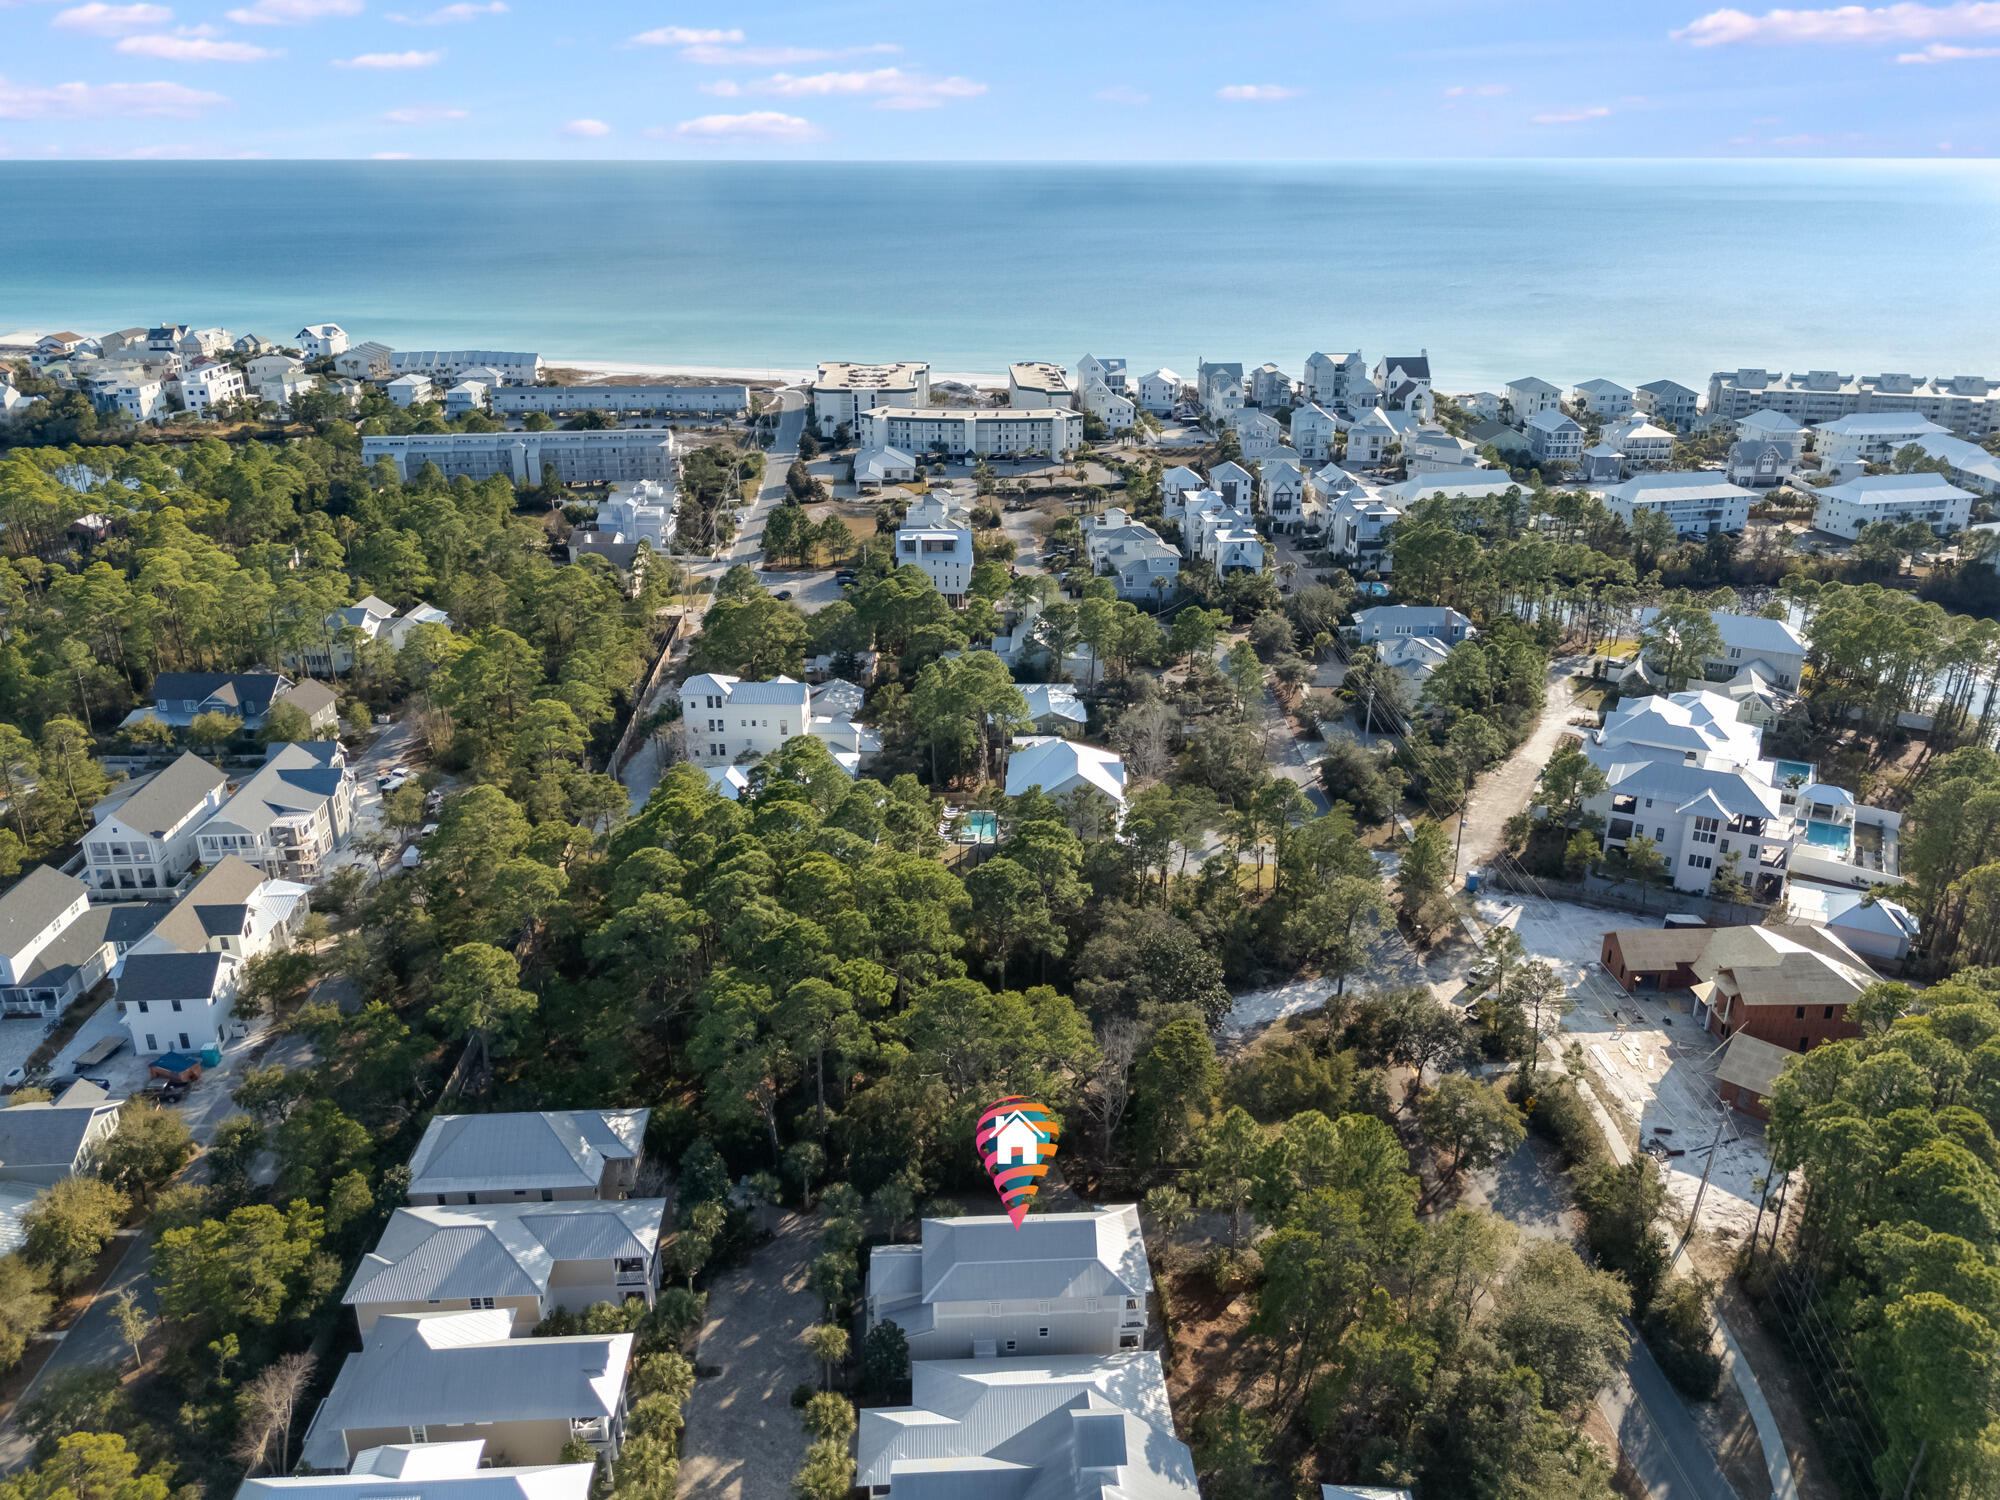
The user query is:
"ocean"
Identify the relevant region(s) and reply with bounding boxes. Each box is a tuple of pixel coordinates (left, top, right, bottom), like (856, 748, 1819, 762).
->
(2, 159, 1998, 390)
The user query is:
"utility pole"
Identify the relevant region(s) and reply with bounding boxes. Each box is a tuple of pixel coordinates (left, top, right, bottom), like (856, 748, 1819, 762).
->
(1672, 1108, 1731, 1267)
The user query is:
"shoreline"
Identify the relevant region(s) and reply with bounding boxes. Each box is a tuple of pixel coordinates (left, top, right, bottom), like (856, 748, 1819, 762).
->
(550, 355, 1010, 389)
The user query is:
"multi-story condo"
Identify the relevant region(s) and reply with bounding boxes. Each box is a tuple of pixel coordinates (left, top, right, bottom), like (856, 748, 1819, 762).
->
(811, 361, 930, 438)
(389, 350, 543, 385)
(361, 430, 678, 486)
(334, 342, 394, 381)
(490, 384, 747, 418)
(855, 406, 1083, 459)
(1707, 368, 2000, 437)
(1604, 473, 1753, 535)
(1811, 412, 1952, 471)
(1912, 433, 2000, 496)
(85, 750, 227, 896)
(1524, 408, 1584, 464)
(406, 1109, 650, 1206)
(893, 493, 975, 604)
(296, 323, 348, 359)
(1303, 350, 1367, 412)
(865, 1204, 1151, 1360)
(1007, 361, 1071, 409)
(193, 741, 356, 882)
(1635, 378, 1701, 429)
(1812, 474, 1974, 540)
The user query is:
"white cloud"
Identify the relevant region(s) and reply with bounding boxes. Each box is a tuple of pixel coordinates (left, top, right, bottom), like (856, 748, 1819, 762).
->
(742, 66, 984, 107)
(333, 48, 441, 66)
(51, 3, 172, 34)
(630, 24, 742, 45)
(674, 109, 821, 141)
(1215, 83, 1303, 100)
(371, 150, 412, 157)
(382, 103, 465, 120)
(1532, 105, 1611, 122)
(117, 32, 280, 59)
(698, 79, 740, 95)
(226, 0, 362, 23)
(1674, 2, 2000, 45)
(679, 42, 898, 65)
(1095, 84, 1149, 103)
(0, 74, 227, 116)
(386, 0, 503, 19)
(560, 116, 610, 136)
(1897, 38, 2000, 53)
(1444, 82, 1510, 96)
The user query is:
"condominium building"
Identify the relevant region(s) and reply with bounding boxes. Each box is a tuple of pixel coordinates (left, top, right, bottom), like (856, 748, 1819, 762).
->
(389, 350, 544, 385)
(811, 361, 930, 438)
(490, 384, 748, 417)
(1812, 412, 1952, 470)
(1812, 474, 1974, 541)
(1008, 361, 1071, 408)
(1912, 432, 2000, 496)
(1604, 473, 1754, 535)
(855, 406, 1083, 459)
(361, 430, 678, 485)
(1707, 368, 2000, 437)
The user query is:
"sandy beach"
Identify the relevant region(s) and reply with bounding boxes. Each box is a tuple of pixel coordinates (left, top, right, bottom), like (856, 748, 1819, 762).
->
(551, 355, 1009, 390)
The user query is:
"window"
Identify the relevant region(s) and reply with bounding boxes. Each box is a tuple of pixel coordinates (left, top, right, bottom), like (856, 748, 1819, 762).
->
(409, 1426, 428, 1444)
(144, 1033, 156, 1051)
(1126, 1298, 1139, 1310)
(137, 1001, 149, 1014)
(1686, 854, 1712, 870)
(1801, 1035, 1811, 1050)
(171, 999, 183, 1012)
(1038, 1327, 1050, 1338)
(178, 1032, 191, 1049)
(470, 1296, 495, 1310)
(1795, 1005, 1806, 1018)
(1823, 1005, 1836, 1019)
(1004, 1339, 1017, 1351)
(542, 1189, 556, 1202)
(1119, 1334, 1140, 1348)
(1692, 816, 1719, 845)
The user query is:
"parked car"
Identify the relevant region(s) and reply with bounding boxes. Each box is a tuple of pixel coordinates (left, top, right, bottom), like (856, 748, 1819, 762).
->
(775, 590, 793, 601)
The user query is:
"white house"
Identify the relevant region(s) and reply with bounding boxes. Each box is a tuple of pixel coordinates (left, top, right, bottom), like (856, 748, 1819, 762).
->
(1323, 486, 1401, 570)
(1727, 439, 1799, 490)
(812, 361, 930, 438)
(117, 947, 242, 1057)
(680, 675, 877, 772)
(1228, 408, 1285, 458)
(297, 324, 349, 360)
(1600, 417, 1676, 469)
(1524, 408, 1584, 465)
(297, 596, 456, 674)
(893, 492, 975, 604)
(1304, 350, 1367, 412)
(247, 353, 305, 398)
(1208, 460, 1255, 509)
(1813, 412, 1953, 471)
(1180, 492, 1264, 573)
(856, 1354, 1197, 1500)
(1606, 473, 1754, 535)
(1457, 390, 1503, 421)
(178, 328, 232, 359)
(1249, 362, 1294, 409)
(85, 751, 228, 897)
(1082, 508, 1180, 602)
(0, 868, 102, 1017)
(1136, 369, 1184, 414)
(190, 743, 353, 885)
(864, 1204, 1151, 1360)
(1404, 430, 1489, 476)
(1019, 683, 1088, 734)
(1005, 737, 1127, 812)
(1506, 376, 1562, 420)
(1008, 362, 1071, 409)
(1345, 408, 1408, 467)
(1812, 474, 1974, 541)
(94, 377, 167, 423)
(386, 374, 434, 409)
(1159, 465, 1206, 508)
(125, 855, 309, 970)
(854, 445, 919, 490)
(175, 360, 246, 416)
(443, 380, 489, 417)
(1078, 378, 1135, 431)
(1291, 402, 1339, 461)
(1635, 379, 1701, 429)
(1372, 353, 1434, 416)
(1260, 454, 1311, 532)
(1573, 379, 1634, 417)
(1196, 360, 1244, 418)
(1075, 354, 1128, 396)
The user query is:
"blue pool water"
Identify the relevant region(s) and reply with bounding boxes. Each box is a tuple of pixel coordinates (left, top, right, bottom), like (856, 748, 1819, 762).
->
(963, 811, 999, 844)
(1804, 820, 1853, 851)
(1770, 760, 1816, 787)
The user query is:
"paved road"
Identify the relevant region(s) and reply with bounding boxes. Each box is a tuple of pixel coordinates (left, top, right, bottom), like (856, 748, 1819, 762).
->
(724, 390, 806, 573)
(678, 1208, 821, 1500)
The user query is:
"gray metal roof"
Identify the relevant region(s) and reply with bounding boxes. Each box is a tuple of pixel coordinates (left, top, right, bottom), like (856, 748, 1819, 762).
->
(300, 1312, 633, 1471)
(0, 866, 86, 961)
(92, 751, 226, 837)
(144, 855, 265, 955)
(204, 751, 345, 837)
(150, 673, 293, 717)
(1637, 607, 1805, 659)
(405, 1109, 649, 1197)
(856, 1353, 1196, 1499)
(915, 1205, 1149, 1303)
(0, 1093, 121, 1172)
(346, 1199, 665, 1306)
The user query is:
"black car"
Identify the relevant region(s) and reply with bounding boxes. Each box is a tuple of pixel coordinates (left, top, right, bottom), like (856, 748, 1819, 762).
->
(834, 570, 857, 584)
(775, 590, 793, 601)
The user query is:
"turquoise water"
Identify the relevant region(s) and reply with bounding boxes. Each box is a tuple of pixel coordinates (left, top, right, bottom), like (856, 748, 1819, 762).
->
(1770, 759, 1816, 786)
(963, 811, 999, 844)
(3, 161, 1999, 387)
(1804, 820, 1854, 851)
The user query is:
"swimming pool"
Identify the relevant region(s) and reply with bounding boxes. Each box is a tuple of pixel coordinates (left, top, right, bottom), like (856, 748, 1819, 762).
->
(1770, 759, 1815, 787)
(963, 810, 999, 844)
(1804, 820, 1853, 851)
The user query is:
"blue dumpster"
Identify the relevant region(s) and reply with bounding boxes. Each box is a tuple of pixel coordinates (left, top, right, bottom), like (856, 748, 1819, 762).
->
(1464, 872, 1481, 894)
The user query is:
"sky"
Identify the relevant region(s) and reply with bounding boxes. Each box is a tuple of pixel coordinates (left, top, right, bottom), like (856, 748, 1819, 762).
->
(1, 0, 1998, 159)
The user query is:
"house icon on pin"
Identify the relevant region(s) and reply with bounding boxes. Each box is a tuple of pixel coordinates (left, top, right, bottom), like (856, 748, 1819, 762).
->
(990, 1109, 1049, 1168)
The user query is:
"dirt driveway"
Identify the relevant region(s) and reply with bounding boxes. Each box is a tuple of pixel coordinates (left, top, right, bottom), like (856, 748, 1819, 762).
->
(678, 1209, 822, 1500)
